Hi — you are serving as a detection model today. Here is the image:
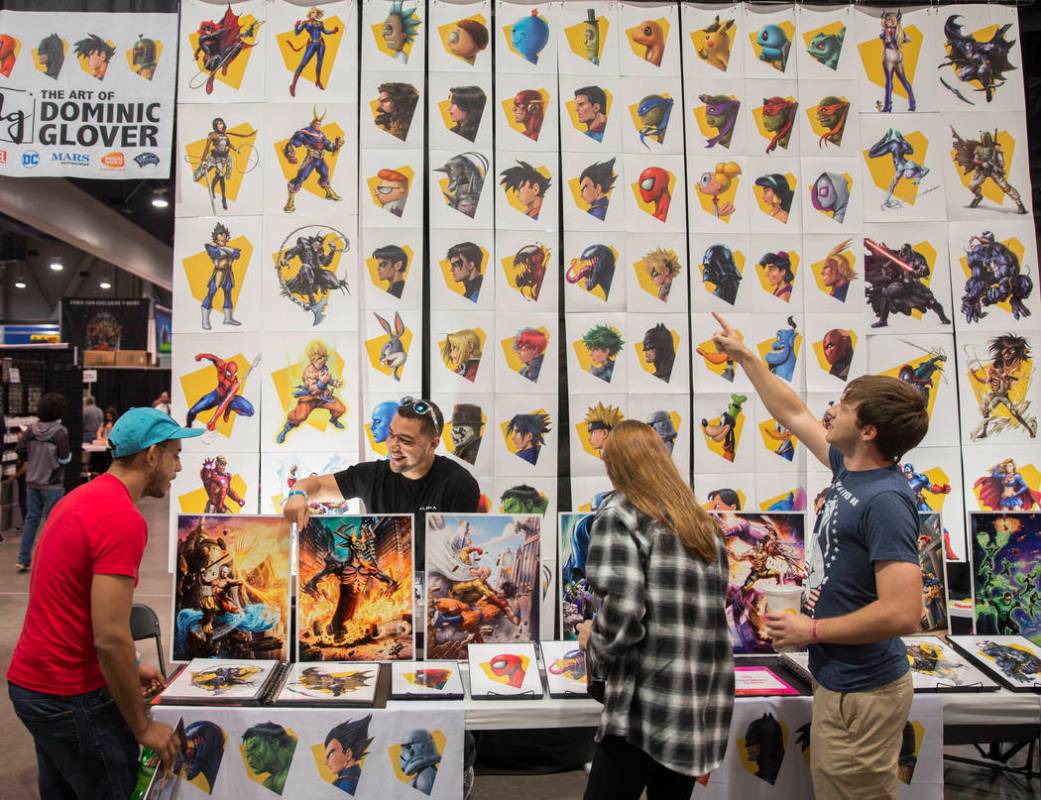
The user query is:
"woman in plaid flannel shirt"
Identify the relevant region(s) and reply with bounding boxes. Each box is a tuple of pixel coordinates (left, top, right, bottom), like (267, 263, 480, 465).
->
(577, 420, 734, 799)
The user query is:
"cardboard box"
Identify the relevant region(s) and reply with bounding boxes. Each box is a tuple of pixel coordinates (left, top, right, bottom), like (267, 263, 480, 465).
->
(115, 350, 150, 367)
(83, 350, 116, 366)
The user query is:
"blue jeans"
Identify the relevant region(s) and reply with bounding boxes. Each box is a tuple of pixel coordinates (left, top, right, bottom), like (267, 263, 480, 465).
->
(9, 683, 139, 800)
(18, 486, 64, 566)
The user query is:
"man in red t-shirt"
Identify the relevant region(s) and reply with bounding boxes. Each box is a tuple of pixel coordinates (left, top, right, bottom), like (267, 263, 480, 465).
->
(8, 407, 202, 799)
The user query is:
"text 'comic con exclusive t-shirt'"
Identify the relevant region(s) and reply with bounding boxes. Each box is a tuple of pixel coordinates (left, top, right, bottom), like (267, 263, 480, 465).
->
(334, 455, 480, 565)
(806, 447, 919, 692)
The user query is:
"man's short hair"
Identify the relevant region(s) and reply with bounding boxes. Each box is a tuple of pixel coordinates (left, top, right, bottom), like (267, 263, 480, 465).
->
(446, 241, 483, 268)
(396, 398, 444, 439)
(842, 376, 928, 462)
(575, 85, 607, 112)
(373, 244, 408, 270)
(36, 393, 66, 423)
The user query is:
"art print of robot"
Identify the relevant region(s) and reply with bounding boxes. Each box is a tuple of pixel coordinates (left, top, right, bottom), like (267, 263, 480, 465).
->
(715, 512, 807, 654)
(939, 15, 1017, 105)
(298, 515, 414, 661)
(173, 515, 291, 661)
(916, 514, 947, 632)
(425, 514, 541, 659)
(559, 512, 602, 640)
(959, 232, 1034, 324)
(274, 225, 351, 326)
(971, 514, 1041, 647)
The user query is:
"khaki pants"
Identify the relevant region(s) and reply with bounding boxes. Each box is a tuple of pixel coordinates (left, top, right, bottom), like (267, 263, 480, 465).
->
(810, 671, 913, 800)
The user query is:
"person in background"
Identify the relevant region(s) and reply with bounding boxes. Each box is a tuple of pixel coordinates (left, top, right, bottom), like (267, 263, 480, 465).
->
(153, 391, 172, 416)
(97, 406, 118, 442)
(577, 420, 734, 800)
(82, 395, 104, 444)
(8, 408, 198, 798)
(15, 393, 71, 572)
(710, 312, 925, 800)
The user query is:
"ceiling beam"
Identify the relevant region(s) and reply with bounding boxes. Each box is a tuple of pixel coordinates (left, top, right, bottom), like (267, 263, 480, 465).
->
(0, 177, 172, 290)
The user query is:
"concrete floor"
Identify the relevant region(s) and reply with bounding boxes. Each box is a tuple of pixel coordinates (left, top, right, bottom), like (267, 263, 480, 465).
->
(0, 494, 1034, 800)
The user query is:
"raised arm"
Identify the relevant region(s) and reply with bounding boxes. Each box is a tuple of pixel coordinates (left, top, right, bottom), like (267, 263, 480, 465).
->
(709, 312, 830, 467)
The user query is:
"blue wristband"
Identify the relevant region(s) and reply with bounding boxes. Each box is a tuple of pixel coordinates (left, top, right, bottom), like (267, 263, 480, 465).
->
(286, 489, 307, 502)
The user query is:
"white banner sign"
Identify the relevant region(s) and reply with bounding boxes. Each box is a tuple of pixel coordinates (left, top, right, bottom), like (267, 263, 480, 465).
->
(0, 11, 176, 177)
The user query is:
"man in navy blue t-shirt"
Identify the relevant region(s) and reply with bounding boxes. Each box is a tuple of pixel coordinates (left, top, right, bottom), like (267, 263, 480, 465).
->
(711, 313, 926, 800)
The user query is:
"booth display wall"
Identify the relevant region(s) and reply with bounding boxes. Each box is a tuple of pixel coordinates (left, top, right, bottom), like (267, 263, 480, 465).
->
(168, 0, 1039, 567)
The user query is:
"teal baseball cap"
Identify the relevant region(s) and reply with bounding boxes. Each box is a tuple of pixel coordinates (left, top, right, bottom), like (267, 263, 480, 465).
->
(108, 407, 203, 458)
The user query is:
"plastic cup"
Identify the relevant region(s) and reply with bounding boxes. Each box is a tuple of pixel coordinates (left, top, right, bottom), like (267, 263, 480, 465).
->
(764, 584, 805, 654)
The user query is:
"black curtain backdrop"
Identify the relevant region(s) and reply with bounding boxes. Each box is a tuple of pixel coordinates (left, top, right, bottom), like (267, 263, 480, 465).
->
(92, 368, 171, 419)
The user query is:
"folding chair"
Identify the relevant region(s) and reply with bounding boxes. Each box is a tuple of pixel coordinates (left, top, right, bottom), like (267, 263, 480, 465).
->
(130, 603, 168, 680)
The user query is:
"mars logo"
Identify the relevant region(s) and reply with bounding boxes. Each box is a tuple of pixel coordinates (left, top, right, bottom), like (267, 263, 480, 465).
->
(100, 151, 125, 169)
(134, 151, 160, 167)
(51, 152, 89, 166)
(21, 150, 39, 168)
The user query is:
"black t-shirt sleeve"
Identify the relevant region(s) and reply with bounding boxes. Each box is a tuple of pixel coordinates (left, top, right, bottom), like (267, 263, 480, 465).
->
(333, 462, 379, 503)
(440, 463, 481, 512)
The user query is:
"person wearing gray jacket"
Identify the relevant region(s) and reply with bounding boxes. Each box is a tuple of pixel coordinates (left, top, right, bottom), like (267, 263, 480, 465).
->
(16, 393, 71, 571)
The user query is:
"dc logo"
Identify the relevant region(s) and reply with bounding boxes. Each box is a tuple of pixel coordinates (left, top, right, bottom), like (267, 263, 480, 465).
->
(21, 151, 39, 168)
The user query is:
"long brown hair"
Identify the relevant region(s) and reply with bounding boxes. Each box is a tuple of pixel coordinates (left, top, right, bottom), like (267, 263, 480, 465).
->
(602, 420, 720, 562)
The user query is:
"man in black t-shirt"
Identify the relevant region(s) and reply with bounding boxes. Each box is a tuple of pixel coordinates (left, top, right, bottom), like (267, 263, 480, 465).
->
(281, 397, 480, 564)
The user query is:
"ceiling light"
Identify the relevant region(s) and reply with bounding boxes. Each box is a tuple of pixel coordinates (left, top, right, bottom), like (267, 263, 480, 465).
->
(49, 260, 63, 271)
(151, 196, 169, 208)
(14, 280, 27, 289)
(99, 280, 112, 290)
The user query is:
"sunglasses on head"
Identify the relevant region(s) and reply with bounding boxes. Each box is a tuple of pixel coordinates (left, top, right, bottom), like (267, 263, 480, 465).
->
(399, 396, 443, 432)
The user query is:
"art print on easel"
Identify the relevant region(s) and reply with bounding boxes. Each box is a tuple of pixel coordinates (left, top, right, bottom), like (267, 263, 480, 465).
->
(297, 514, 414, 661)
(559, 512, 600, 640)
(948, 634, 1041, 691)
(714, 512, 806, 654)
(390, 660, 465, 699)
(173, 332, 262, 453)
(266, 0, 357, 102)
(540, 641, 588, 698)
(173, 215, 262, 333)
(970, 514, 1041, 649)
(177, 103, 263, 218)
(916, 513, 948, 633)
(424, 514, 541, 659)
(260, 332, 358, 452)
(275, 662, 380, 705)
(171, 514, 290, 661)
(178, 0, 267, 103)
